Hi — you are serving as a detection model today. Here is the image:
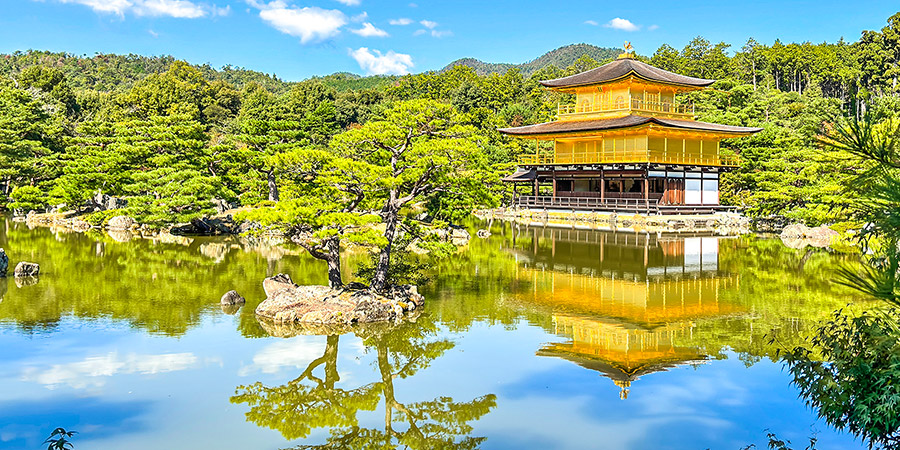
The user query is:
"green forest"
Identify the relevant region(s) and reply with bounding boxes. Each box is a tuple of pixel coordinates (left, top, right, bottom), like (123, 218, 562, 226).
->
(2, 11, 900, 229)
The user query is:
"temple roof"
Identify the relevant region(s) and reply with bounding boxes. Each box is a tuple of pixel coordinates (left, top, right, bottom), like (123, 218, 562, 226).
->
(540, 56, 715, 89)
(501, 167, 537, 182)
(498, 115, 763, 137)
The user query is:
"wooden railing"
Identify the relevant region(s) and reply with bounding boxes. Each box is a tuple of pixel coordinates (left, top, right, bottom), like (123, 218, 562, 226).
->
(557, 98, 694, 119)
(514, 195, 739, 214)
(517, 151, 740, 167)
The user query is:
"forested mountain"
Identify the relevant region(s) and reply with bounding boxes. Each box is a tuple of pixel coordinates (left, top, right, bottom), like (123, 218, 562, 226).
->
(442, 43, 621, 76)
(0, 51, 290, 93)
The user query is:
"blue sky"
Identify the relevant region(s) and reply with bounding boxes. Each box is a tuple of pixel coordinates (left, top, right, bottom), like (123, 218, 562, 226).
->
(1, 0, 898, 81)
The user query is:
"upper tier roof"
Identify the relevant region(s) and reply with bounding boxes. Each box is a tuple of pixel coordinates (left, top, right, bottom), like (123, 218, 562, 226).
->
(540, 56, 715, 89)
(498, 115, 763, 136)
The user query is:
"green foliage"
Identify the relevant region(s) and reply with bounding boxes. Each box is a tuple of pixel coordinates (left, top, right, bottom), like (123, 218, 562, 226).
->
(820, 106, 900, 305)
(44, 427, 76, 450)
(780, 309, 900, 449)
(8, 185, 45, 211)
(354, 226, 437, 287)
(329, 99, 496, 290)
(82, 209, 121, 226)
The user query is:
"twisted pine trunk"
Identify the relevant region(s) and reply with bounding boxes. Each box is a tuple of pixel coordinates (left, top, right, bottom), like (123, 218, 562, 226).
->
(324, 237, 343, 289)
(267, 169, 279, 202)
(371, 204, 399, 293)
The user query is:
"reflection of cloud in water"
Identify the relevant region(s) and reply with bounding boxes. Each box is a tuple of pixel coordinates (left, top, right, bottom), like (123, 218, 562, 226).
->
(21, 352, 198, 389)
(634, 373, 749, 414)
(482, 396, 732, 450)
(239, 336, 327, 376)
(0, 396, 149, 449)
(239, 335, 368, 377)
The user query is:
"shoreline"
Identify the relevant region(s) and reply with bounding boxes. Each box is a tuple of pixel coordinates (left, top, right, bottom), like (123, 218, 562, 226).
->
(475, 207, 753, 235)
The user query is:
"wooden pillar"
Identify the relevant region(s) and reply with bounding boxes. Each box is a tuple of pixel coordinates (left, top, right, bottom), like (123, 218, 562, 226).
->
(643, 172, 649, 210)
(600, 167, 605, 201)
(663, 174, 669, 205)
(533, 177, 538, 197)
(552, 169, 557, 199)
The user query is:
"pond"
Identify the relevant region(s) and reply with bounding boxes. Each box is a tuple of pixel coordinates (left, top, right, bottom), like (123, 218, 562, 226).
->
(0, 218, 871, 449)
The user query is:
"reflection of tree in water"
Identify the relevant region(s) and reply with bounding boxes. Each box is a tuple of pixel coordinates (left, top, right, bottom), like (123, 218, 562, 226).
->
(231, 320, 496, 449)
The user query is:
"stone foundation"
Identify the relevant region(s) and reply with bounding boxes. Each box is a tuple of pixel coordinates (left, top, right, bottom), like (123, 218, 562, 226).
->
(475, 207, 751, 235)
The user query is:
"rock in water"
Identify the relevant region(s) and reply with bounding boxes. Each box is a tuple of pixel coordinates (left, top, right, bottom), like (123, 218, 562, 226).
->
(221, 290, 245, 305)
(14, 262, 39, 277)
(255, 274, 423, 325)
(107, 215, 135, 230)
(263, 273, 295, 298)
(0, 248, 7, 276)
(780, 223, 811, 239)
(780, 224, 838, 248)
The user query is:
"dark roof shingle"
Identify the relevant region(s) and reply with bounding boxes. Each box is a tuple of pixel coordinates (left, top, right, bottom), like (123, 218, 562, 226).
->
(540, 57, 715, 89)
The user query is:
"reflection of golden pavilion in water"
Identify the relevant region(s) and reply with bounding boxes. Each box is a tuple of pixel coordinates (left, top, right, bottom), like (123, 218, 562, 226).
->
(510, 226, 743, 398)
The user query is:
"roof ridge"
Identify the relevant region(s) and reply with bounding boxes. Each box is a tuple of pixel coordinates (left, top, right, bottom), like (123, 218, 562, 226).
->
(540, 57, 715, 89)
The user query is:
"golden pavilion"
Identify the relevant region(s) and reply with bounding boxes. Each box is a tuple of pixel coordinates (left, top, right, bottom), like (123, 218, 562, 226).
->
(499, 44, 762, 214)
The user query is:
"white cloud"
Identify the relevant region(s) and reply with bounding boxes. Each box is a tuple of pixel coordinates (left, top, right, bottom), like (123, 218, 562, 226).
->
(430, 29, 451, 38)
(334, 0, 359, 5)
(604, 17, 640, 32)
(238, 337, 327, 376)
(413, 29, 425, 36)
(211, 4, 230, 16)
(350, 47, 413, 75)
(134, 0, 207, 17)
(148, 28, 159, 37)
(351, 22, 388, 38)
(389, 17, 412, 25)
(648, 24, 659, 31)
(53, 0, 220, 18)
(21, 352, 198, 389)
(258, 5, 347, 43)
(419, 19, 437, 29)
(350, 11, 367, 22)
(56, 0, 131, 15)
(584, 20, 598, 26)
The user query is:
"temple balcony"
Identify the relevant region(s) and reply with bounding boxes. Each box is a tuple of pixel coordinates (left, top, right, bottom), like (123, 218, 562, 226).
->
(517, 150, 740, 167)
(557, 98, 695, 121)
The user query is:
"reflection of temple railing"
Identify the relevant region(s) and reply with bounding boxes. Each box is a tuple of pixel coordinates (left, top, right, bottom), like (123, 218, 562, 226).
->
(511, 226, 727, 281)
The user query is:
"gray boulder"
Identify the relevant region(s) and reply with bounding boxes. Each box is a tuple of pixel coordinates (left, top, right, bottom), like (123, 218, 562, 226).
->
(0, 248, 7, 276)
(14, 262, 40, 277)
(780, 223, 811, 239)
(107, 215, 135, 230)
(220, 290, 245, 305)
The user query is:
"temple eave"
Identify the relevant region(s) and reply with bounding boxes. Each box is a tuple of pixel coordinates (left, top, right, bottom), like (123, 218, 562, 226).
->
(498, 116, 762, 139)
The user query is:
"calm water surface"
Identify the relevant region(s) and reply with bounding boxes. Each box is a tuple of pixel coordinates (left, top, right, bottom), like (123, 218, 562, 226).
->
(0, 219, 871, 449)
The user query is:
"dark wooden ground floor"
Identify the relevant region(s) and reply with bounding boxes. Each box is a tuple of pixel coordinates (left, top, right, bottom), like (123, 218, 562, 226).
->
(505, 165, 727, 213)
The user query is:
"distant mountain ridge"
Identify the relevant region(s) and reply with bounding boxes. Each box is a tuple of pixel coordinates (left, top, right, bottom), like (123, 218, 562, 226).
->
(442, 43, 622, 77)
